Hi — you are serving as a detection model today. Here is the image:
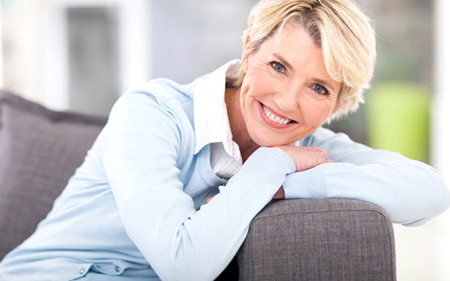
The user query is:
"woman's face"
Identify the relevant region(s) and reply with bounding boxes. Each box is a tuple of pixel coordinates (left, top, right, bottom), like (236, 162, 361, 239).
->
(239, 23, 342, 147)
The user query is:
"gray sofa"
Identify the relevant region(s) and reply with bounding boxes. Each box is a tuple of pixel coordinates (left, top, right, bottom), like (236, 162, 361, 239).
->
(0, 90, 396, 280)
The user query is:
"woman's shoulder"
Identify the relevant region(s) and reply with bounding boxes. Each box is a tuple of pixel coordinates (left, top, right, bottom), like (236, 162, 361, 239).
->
(111, 78, 198, 123)
(124, 78, 196, 105)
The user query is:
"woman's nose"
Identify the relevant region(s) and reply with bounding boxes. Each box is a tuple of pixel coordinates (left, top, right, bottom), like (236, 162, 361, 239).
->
(273, 92, 299, 112)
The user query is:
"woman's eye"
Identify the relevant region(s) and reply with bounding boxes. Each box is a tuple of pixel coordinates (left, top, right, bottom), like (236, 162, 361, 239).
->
(312, 84, 329, 95)
(270, 61, 286, 73)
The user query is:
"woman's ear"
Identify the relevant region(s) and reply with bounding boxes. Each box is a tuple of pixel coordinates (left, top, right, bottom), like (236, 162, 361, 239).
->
(241, 36, 252, 73)
(242, 36, 252, 54)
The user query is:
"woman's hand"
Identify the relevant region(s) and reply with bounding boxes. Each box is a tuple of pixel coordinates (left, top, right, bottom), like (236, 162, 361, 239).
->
(272, 186, 285, 201)
(277, 145, 332, 172)
(270, 146, 331, 201)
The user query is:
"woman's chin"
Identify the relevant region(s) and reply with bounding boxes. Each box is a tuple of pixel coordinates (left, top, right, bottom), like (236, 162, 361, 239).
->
(250, 135, 291, 148)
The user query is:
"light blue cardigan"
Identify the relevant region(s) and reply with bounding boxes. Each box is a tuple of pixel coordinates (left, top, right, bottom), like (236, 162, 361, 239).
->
(1, 65, 448, 281)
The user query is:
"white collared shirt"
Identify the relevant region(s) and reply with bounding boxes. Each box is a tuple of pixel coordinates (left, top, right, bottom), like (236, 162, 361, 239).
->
(193, 60, 243, 178)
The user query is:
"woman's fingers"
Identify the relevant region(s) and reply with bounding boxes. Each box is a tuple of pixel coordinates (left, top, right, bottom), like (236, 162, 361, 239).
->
(277, 146, 331, 172)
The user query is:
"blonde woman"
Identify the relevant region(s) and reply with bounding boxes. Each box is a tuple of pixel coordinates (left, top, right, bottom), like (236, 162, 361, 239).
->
(1, 0, 448, 280)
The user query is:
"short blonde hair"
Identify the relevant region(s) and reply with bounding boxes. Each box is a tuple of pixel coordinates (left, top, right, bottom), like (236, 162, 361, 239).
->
(235, 0, 376, 120)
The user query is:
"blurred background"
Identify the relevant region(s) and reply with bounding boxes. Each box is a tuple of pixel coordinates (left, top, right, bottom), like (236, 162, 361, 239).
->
(0, 0, 449, 280)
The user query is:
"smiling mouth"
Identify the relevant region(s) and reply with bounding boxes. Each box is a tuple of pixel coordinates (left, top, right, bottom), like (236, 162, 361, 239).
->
(261, 104, 294, 125)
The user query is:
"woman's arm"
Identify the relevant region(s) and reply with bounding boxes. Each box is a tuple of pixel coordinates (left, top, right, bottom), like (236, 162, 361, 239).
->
(103, 92, 295, 280)
(283, 127, 450, 226)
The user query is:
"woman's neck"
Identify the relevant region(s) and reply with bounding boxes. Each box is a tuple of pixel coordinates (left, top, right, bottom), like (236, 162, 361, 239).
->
(225, 87, 260, 162)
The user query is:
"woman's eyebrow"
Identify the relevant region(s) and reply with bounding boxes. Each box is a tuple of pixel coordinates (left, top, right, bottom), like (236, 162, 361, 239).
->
(273, 53, 293, 70)
(313, 78, 339, 94)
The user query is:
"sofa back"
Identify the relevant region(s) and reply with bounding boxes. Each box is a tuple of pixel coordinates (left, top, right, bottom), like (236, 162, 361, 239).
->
(0, 91, 107, 259)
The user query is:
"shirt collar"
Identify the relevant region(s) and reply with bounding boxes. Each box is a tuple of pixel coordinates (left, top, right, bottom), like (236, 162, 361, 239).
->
(193, 59, 242, 162)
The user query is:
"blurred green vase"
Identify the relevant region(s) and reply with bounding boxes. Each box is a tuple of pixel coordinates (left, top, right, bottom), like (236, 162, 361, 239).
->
(366, 82, 430, 163)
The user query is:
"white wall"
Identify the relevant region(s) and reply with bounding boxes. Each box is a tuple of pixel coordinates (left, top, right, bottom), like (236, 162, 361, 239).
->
(394, 1, 450, 280)
(1, 0, 248, 113)
(44, 0, 151, 112)
(1, 0, 151, 113)
(432, 0, 450, 183)
(0, 5, 3, 88)
(1, 0, 49, 103)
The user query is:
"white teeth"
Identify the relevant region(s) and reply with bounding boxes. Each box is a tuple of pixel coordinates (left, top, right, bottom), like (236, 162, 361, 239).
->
(263, 105, 291, 125)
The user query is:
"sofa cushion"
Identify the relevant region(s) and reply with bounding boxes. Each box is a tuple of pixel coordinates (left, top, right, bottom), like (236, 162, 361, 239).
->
(0, 91, 108, 259)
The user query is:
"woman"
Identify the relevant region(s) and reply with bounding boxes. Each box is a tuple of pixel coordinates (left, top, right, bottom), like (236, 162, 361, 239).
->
(1, 0, 449, 280)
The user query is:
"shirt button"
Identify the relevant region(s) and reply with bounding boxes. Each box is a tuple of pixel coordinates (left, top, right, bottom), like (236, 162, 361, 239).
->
(115, 266, 121, 273)
(79, 268, 86, 275)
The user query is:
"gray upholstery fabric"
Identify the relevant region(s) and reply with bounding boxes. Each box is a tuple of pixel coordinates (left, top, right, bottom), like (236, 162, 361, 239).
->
(0, 91, 107, 259)
(238, 199, 396, 281)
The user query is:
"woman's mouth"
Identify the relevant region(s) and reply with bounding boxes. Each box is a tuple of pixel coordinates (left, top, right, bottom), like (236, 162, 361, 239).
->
(260, 103, 294, 126)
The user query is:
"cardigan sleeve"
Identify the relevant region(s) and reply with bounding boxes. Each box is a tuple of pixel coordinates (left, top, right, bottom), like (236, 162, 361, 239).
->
(283, 127, 450, 226)
(103, 92, 295, 281)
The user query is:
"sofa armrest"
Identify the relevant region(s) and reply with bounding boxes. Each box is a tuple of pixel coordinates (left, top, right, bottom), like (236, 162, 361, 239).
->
(238, 199, 396, 281)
